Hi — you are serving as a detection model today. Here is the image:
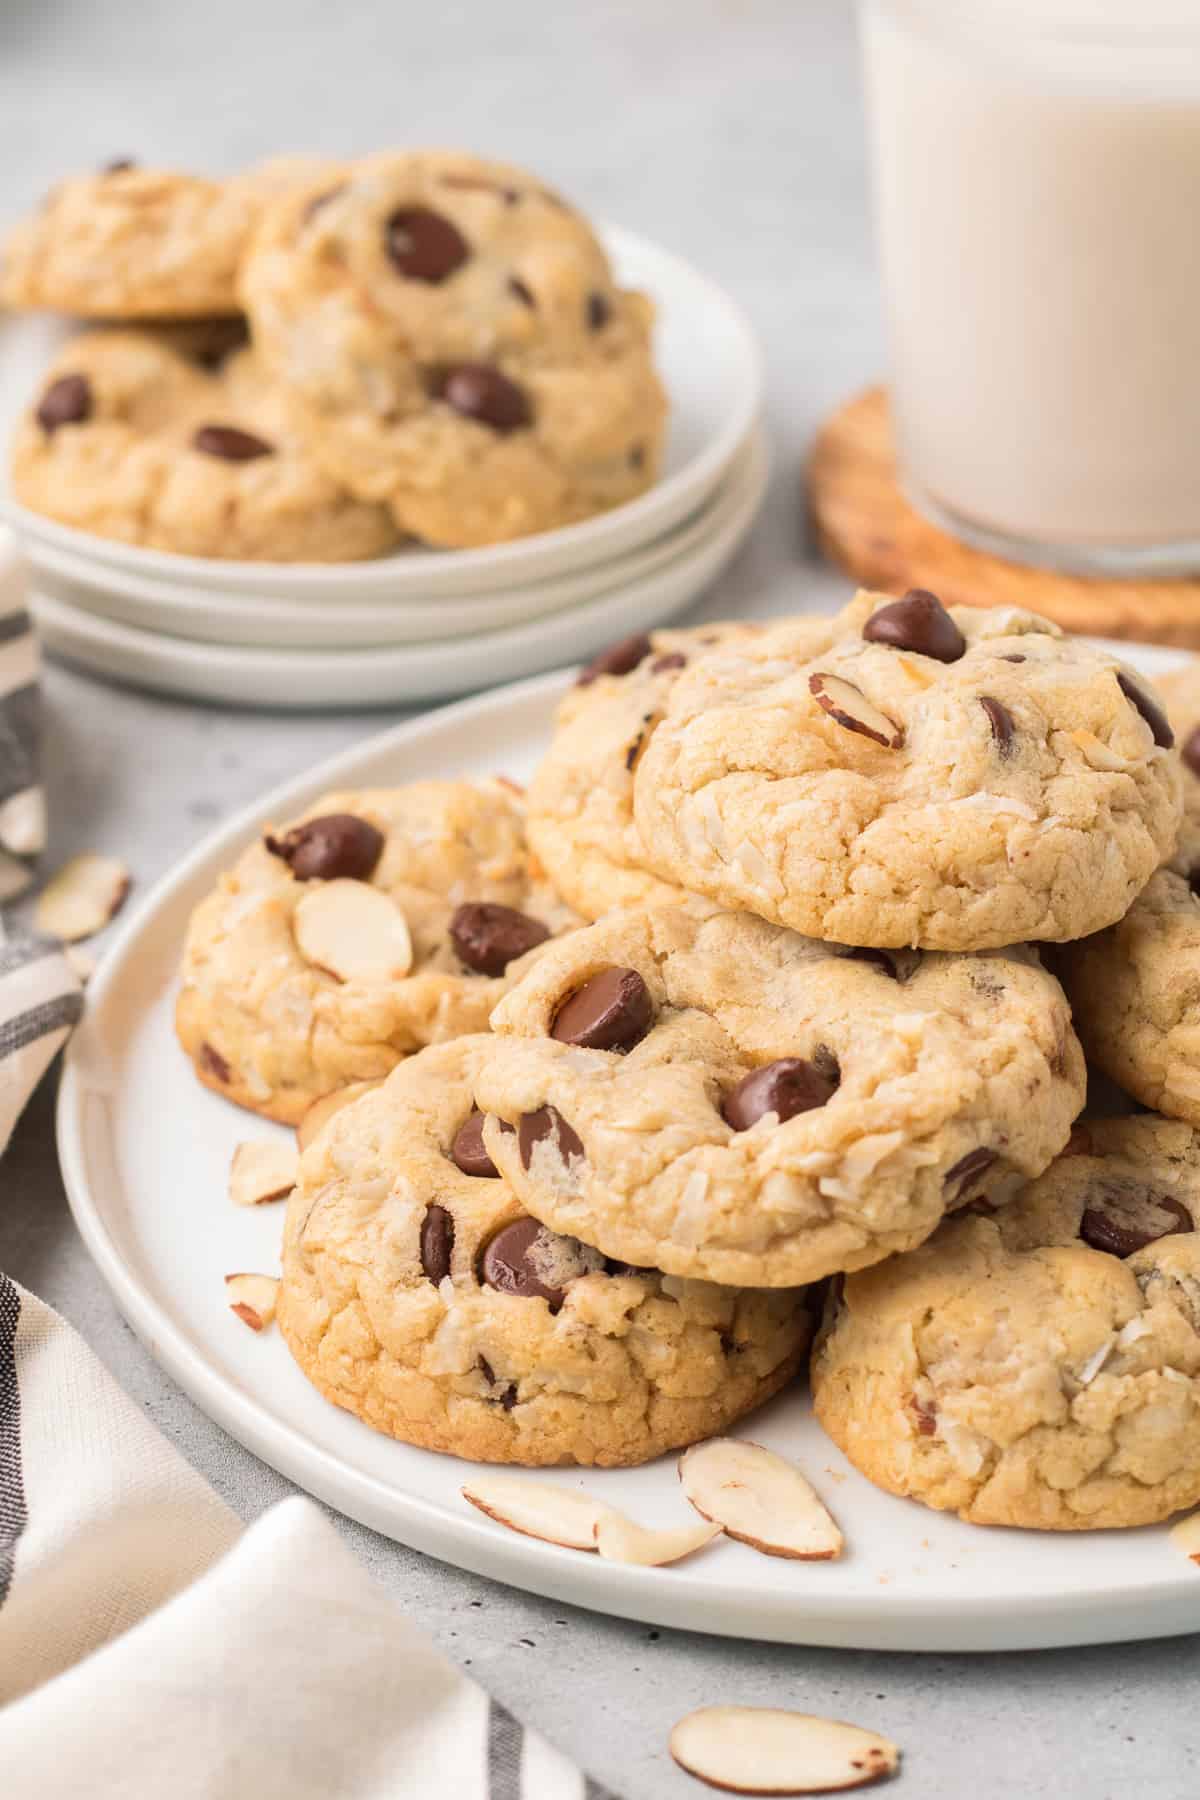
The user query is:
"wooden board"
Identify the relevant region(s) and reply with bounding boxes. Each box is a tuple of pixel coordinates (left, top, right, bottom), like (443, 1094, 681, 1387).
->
(808, 386, 1200, 647)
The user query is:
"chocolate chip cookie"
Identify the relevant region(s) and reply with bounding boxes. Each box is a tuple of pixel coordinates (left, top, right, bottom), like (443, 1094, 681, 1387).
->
(277, 1036, 812, 1466)
(812, 1115, 1200, 1530)
(11, 328, 399, 560)
(1057, 661, 1200, 1124)
(632, 590, 1182, 950)
(176, 780, 577, 1125)
(239, 150, 667, 547)
(472, 901, 1084, 1287)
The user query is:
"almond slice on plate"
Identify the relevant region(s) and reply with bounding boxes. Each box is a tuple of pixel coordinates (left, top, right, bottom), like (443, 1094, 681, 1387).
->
(34, 852, 131, 942)
(596, 1511, 721, 1567)
(461, 1476, 606, 1550)
(669, 1706, 899, 1794)
(679, 1440, 843, 1561)
(292, 880, 412, 983)
(225, 1272, 279, 1332)
(296, 1079, 385, 1151)
(229, 1140, 299, 1207)
(808, 673, 904, 750)
(1169, 1512, 1200, 1563)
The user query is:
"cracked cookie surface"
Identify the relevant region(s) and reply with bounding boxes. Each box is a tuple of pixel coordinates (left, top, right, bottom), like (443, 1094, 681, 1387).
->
(239, 149, 667, 547)
(631, 590, 1181, 950)
(176, 779, 577, 1124)
(11, 328, 399, 560)
(812, 1116, 1200, 1529)
(277, 1037, 811, 1466)
(472, 901, 1084, 1287)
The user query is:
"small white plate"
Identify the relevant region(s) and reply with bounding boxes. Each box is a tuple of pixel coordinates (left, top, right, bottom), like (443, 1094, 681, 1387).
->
(23, 432, 763, 651)
(56, 644, 1200, 1650)
(1, 226, 762, 602)
(29, 432, 767, 708)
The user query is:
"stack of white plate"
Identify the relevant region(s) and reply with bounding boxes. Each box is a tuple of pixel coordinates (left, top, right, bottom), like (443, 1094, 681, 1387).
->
(0, 227, 765, 710)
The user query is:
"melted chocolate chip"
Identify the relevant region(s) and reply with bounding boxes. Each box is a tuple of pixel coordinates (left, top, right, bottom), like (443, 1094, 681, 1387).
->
(508, 275, 535, 307)
(1183, 724, 1200, 779)
(192, 424, 273, 462)
(586, 291, 611, 330)
(479, 1216, 566, 1309)
(723, 1057, 838, 1131)
(419, 1203, 455, 1283)
(550, 967, 652, 1052)
(576, 633, 653, 686)
(980, 695, 1016, 753)
(650, 653, 687, 674)
(862, 590, 966, 663)
(435, 363, 530, 432)
(518, 1106, 584, 1171)
(1079, 1181, 1193, 1258)
(36, 373, 91, 433)
(385, 206, 470, 282)
(945, 1147, 997, 1198)
(449, 902, 550, 977)
(198, 1042, 231, 1084)
(999, 654, 1026, 664)
(264, 813, 384, 882)
(450, 1110, 500, 1179)
(1117, 672, 1174, 748)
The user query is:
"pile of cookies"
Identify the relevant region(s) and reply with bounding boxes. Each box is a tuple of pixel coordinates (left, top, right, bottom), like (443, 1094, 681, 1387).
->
(179, 587, 1200, 1535)
(3, 151, 667, 556)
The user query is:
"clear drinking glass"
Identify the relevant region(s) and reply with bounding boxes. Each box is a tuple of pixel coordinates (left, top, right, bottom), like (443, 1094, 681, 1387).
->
(860, 0, 1200, 574)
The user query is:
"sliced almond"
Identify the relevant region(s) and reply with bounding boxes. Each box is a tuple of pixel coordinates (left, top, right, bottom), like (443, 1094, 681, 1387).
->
(229, 1139, 299, 1208)
(292, 880, 413, 983)
(669, 1706, 899, 1794)
(809, 673, 904, 750)
(225, 1272, 279, 1332)
(34, 852, 131, 942)
(461, 1476, 605, 1551)
(296, 1078, 385, 1151)
(596, 1511, 720, 1567)
(679, 1440, 843, 1560)
(1169, 1511, 1200, 1564)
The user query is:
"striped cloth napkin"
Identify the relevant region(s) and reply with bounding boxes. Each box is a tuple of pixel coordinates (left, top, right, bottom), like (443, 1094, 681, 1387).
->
(0, 547, 616, 1800)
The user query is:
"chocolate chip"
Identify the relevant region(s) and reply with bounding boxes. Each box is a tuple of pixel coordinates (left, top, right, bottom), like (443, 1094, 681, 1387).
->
(651, 653, 687, 674)
(550, 967, 653, 1052)
(945, 1147, 996, 1198)
(862, 590, 966, 663)
(264, 813, 384, 882)
(36, 373, 91, 434)
(576, 633, 653, 686)
(450, 1110, 500, 1179)
(587, 291, 611, 330)
(1117, 672, 1174, 748)
(1079, 1180, 1193, 1258)
(192, 424, 273, 462)
(508, 275, 535, 307)
(723, 1057, 838, 1131)
(980, 695, 1015, 753)
(435, 363, 530, 432)
(999, 654, 1026, 664)
(1183, 724, 1200, 778)
(449, 902, 550, 977)
(518, 1106, 584, 1171)
(101, 157, 137, 174)
(479, 1217, 566, 1310)
(385, 206, 470, 282)
(419, 1203, 455, 1283)
(624, 725, 650, 774)
(478, 1358, 518, 1409)
(198, 1042, 231, 1084)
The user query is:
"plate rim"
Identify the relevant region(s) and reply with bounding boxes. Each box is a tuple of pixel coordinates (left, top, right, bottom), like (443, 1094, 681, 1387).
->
(54, 653, 1200, 1650)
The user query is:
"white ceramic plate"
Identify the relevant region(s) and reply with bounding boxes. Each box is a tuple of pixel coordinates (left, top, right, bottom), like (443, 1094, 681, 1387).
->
(29, 431, 766, 708)
(22, 432, 762, 651)
(56, 643, 1200, 1650)
(0, 226, 762, 602)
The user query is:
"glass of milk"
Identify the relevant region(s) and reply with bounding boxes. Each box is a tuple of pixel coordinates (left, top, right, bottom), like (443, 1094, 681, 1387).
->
(860, 0, 1200, 573)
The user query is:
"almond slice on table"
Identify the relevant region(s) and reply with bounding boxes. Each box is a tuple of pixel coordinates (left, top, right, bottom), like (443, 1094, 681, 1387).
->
(595, 1511, 721, 1568)
(296, 1079, 385, 1151)
(461, 1476, 606, 1551)
(669, 1706, 899, 1794)
(224, 1272, 279, 1332)
(229, 1139, 299, 1207)
(1169, 1511, 1200, 1563)
(292, 880, 413, 983)
(679, 1440, 843, 1561)
(808, 673, 904, 750)
(34, 852, 131, 942)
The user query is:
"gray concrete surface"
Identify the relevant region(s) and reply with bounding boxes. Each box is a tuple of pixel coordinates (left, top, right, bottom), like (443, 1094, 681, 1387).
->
(1, 2, 1197, 1794)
